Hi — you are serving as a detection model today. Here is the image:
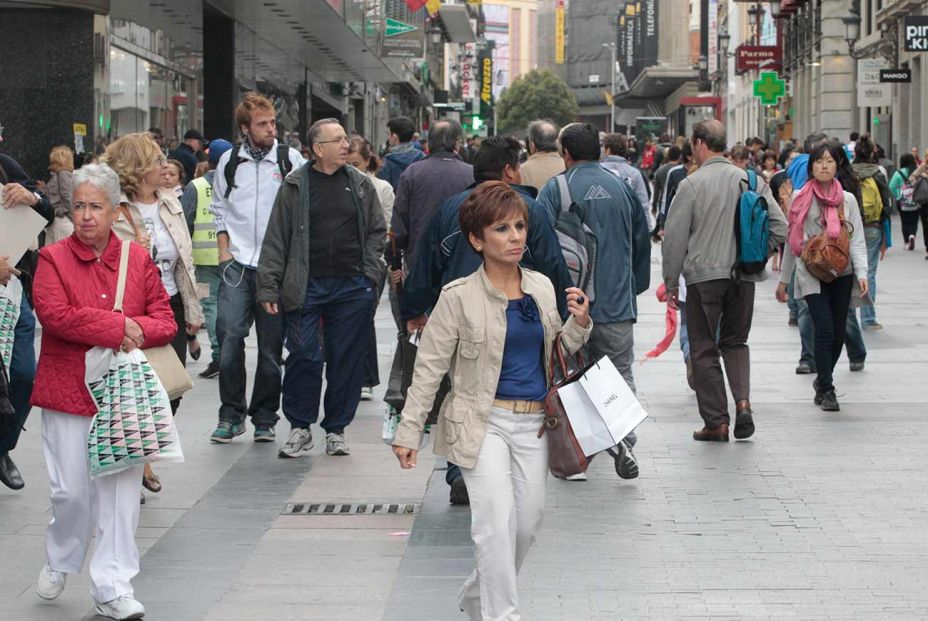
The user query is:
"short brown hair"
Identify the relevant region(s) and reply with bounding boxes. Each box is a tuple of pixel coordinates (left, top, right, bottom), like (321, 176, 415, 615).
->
(459, 181, 528, 251)
(730, 145, 750, 162)
(235, 92, 276, 130)
(603, 133, 628, 157)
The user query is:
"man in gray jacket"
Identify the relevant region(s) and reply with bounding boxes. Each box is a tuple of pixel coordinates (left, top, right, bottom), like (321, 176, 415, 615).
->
(662, 120, 788, 442)
(257, 119, 386, 459)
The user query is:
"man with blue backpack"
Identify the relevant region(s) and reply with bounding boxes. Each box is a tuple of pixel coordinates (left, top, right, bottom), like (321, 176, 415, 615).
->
(663, 120, 788, 442)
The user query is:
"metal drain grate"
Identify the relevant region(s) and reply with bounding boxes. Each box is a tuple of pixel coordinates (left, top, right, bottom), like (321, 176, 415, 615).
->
(282, 502, 421, 516)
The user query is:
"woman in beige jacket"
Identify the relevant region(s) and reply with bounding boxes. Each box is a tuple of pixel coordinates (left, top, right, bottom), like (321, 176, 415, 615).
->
(103, 133, 203, 496)
(393, 182, 591, 621)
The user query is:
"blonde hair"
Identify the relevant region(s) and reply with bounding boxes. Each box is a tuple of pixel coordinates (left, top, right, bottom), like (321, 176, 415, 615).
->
(235, 91, 276, 131)
(102, 133, 164, 199)
(49, 145, 74, 173)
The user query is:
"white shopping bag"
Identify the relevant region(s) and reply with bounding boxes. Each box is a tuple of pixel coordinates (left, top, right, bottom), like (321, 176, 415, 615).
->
(559, 356, 648, 457)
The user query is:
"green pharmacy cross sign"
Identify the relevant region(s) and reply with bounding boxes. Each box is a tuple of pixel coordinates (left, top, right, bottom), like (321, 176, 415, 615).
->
(753, 72, 786, 106)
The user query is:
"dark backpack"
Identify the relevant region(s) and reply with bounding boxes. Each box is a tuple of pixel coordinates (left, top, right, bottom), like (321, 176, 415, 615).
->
(554, 174, 598, 302)
(223, 143, 293, 199)
(733, 169, 770, 276)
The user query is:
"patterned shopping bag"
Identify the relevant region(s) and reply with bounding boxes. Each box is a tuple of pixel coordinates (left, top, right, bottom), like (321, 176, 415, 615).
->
(0, 277, 22, 370)
(85, 346, 184, 477)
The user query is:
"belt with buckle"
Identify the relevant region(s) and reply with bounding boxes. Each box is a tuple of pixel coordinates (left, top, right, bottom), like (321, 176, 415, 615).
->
(492, 399, 545, 414)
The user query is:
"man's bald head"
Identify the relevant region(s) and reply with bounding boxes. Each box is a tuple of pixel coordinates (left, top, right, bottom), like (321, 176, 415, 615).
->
(528, 120, 559, 154)
(691, 120, 727, 154)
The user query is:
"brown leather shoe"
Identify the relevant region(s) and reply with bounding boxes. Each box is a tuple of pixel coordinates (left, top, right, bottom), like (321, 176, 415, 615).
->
(693, 424, 729, 442)
(734, 405, 755, 440)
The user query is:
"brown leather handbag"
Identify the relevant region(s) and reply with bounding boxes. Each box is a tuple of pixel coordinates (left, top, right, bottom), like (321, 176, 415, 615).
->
(800, 205, 852, 283)
(538, 333, 589, 479)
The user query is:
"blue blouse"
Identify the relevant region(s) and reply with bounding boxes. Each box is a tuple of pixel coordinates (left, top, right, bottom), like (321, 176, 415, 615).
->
(495, 296, 548, 402)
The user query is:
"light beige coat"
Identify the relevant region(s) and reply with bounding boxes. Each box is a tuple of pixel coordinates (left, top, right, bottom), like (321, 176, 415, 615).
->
(393, 266, 591, 468)
(114, 189, 204, 327)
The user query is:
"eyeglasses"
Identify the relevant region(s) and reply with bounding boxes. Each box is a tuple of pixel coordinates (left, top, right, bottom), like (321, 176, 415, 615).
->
(317, 136, 349, 145)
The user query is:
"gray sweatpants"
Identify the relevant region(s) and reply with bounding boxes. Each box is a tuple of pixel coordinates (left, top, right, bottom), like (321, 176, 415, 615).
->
(584, 320, 638, 447)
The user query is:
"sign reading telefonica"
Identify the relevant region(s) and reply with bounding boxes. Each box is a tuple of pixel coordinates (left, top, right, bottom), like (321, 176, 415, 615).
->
(616, 0, 658, 92)
(904, 16, 928, 51)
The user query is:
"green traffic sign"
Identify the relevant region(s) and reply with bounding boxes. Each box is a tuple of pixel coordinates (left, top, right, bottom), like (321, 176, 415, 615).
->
(385, 17, 417, 38)
(753, 72, 786, 106)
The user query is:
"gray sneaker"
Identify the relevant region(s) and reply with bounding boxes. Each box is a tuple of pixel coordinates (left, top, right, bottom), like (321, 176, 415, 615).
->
(278, 428, 313, 459)
(325, 432, 350, 456)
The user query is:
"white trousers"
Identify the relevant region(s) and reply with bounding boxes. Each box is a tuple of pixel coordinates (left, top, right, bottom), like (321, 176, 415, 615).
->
(457, 407, 549, 621)
(42, 410, 143, 603)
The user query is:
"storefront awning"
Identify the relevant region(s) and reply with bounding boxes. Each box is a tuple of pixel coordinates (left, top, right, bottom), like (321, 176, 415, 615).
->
(437, 5, 476, 43)
(614, 66, 699, 106)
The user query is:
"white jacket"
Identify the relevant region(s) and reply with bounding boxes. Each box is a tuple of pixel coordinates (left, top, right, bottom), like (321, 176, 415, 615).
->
(210, 140, 305, 268)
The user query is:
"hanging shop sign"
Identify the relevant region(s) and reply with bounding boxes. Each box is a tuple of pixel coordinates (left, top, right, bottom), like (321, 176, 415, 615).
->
(381, 18, 425, 58)
(735, 45, 782, 74)
(858, 59, 891, 107)
(904, 16, 928, 51)
(880, 69, 912, 83)
(753, 71, 786, 106)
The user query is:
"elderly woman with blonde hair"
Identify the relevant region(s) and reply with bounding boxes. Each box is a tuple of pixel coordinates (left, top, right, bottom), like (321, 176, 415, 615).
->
(102, 133, 203, 496)
(42, 145, 75, 243)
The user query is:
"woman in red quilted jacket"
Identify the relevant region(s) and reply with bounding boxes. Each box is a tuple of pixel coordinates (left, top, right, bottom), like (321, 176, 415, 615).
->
(30, 163, 176, 620)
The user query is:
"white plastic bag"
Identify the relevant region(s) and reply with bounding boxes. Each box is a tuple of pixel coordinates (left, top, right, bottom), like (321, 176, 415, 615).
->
(85, 346, 184, 477)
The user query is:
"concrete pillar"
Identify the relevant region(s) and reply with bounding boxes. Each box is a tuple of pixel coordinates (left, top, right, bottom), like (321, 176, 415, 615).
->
(818, 0, 855, 140)
(0, 7, 95, 179)
(203, 1, 236, 140)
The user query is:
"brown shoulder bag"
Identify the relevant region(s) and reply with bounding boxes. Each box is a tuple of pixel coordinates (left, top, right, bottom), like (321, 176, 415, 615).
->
(800, 204, 853, 284)
(537, 333, 590, 479)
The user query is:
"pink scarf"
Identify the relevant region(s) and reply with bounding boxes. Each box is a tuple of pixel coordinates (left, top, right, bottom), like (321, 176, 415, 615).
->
(787, 179, 844, 256)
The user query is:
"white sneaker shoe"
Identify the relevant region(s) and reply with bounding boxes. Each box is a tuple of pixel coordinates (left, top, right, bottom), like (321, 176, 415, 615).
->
(278, 428, 313, 459)
(565, 472, 588, 481)
(36, 564, 66, 600)
(95, 595, 145, 619)
(326, 432, 350, 456)
(360, 386, 374, 400)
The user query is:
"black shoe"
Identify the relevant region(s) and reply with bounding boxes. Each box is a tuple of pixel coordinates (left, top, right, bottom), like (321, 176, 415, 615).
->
(606, 439, 639, 479)
(820, 389, 840, 412)
(449, 477, 470, 505)
(849, 361, 865, 372)
(733, 407, 755, 440)
(198, 360, 220, 379)
(0, 453, 24, 490)
(795, 362, 815, 375)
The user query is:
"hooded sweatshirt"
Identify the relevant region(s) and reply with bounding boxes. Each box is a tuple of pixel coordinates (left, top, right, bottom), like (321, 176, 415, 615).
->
(378, 143, 426, 191)
(851, 162, 892, 223)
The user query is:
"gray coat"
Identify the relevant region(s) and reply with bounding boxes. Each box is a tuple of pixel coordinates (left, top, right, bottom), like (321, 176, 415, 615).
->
(662, 156, 789, 289)
(257, 163, 387, 313)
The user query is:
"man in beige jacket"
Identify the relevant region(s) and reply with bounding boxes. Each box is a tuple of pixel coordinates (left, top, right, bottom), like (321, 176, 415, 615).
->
(519, 120, 565, 191)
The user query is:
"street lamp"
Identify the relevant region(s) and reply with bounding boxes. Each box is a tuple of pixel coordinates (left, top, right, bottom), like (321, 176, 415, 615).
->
(769, 0, 781, 19)
(842, 11, 862, 48)
(602, 42, 616, 131)
(718, 25, 731, 56)
(842, 8, 898, 64)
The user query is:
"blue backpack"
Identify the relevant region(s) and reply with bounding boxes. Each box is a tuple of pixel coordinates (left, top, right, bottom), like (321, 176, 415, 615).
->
(733, 169, 769, 276)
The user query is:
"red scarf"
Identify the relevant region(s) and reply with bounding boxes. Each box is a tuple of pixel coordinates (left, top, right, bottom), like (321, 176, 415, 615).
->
(788, 179, 844, 256)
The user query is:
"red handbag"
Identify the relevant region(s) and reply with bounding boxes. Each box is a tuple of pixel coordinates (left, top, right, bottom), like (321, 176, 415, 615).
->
(538, 333, 590, 479)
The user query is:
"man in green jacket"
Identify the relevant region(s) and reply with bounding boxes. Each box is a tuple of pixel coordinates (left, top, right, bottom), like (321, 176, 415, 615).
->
(257, 119, 386, 459)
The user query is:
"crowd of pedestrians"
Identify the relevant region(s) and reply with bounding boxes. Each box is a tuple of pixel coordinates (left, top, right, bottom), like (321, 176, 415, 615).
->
(0, 96, 916, 620)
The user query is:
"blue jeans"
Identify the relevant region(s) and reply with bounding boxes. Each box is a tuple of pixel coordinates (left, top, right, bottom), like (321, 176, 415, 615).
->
(789, 276, 816, 368)
(195, 265, 222, 363)
(216, 260, 284, 427)
(679, 301, 690, 361)
(859, 226, 882, 326)
(0, 294, 36, 454)
(282, 276, 374, 433)
(845, 307, 867, 363)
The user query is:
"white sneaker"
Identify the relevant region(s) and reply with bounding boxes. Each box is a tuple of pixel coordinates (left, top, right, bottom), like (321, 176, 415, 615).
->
(278, 428, 313, 459)
(360, 386, 374, 400)
(95, 595, 145, 619)
(36, 564, 66, 600)
(326, 432, 350, 456)
(565, 472, 588, 481)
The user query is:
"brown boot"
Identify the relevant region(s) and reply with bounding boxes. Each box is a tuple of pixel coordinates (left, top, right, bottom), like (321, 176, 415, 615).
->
(733, 401, 755, 440)
(693, 424, 729, 442)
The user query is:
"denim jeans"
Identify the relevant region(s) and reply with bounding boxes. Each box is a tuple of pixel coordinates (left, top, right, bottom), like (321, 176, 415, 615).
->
(0, 294, 35, 454)
(282, 276, 374, 433)
(859, 226, 882, 326)
(844, 307, 867, 363)
(789, 276, 816, 368)
(195, 265, 222, 363)
(216, 260, 284, 427)
(805, 275, 854, 393)
(678, 301, 690, 361)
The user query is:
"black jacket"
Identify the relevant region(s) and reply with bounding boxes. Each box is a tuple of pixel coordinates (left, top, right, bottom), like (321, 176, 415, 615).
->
(0, 154, 55, 303)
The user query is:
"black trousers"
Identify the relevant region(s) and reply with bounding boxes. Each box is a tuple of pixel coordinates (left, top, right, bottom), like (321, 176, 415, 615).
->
(804, 275, 854, 394)
(169, 293, 187, 415)
(900, 209, 921, 244)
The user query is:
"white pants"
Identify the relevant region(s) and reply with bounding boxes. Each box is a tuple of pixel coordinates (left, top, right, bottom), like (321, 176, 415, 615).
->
(457, 407, 549, 621)
(42, 410, 143, 603)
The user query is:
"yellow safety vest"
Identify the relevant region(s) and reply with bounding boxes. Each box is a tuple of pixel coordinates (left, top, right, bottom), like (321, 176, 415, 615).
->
(190, 176, 218, 266)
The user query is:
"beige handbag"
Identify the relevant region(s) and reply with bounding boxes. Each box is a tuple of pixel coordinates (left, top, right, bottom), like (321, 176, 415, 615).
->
(114, 240, 193, 401)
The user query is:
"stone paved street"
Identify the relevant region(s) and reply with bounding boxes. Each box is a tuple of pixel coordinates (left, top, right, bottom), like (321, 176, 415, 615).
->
(2, 244, 927, 620)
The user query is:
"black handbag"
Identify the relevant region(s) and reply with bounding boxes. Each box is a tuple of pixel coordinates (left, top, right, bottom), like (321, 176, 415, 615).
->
(913, 176, 928, 205)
